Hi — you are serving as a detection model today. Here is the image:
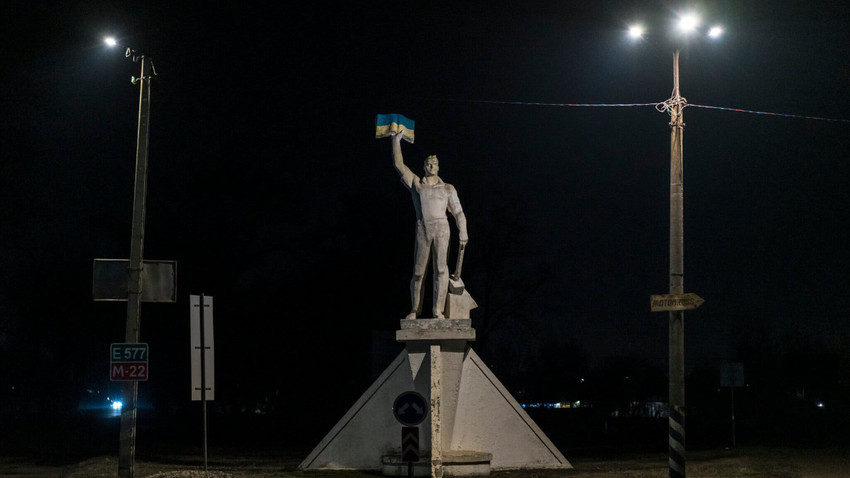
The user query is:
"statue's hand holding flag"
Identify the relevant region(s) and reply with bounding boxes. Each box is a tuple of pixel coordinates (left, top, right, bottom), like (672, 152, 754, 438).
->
(376, 113, 415, 143)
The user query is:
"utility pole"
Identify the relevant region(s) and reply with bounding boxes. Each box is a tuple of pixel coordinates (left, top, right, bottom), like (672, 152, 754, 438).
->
(119, 52, 154, 478)
(668, 49, 687, 478)
(639, 16, 719, 476)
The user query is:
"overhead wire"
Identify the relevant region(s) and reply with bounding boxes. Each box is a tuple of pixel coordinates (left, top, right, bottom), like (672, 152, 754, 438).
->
(415, 96, 850, 123)
(685, 104, 850, 123)
(416, 97, 657, 108)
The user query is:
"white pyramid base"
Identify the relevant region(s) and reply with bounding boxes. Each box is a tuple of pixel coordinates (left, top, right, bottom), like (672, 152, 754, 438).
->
(299, 331, 571, 475)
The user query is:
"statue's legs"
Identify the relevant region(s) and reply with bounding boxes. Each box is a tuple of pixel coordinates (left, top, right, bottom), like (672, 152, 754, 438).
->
(431, 222, 450, 318)
(408, 222, 431, 319)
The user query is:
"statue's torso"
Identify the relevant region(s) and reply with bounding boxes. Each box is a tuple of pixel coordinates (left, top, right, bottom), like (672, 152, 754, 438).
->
(414, 180, 452, 223)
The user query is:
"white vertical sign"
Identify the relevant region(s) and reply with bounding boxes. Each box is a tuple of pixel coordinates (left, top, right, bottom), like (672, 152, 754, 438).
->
(190, 295, 214, 400)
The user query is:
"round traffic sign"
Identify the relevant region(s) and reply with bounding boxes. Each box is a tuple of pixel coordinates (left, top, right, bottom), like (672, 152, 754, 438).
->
(393, 391, 428, 426)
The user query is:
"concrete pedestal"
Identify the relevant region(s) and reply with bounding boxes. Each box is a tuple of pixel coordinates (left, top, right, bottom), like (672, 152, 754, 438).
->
(383, 451, 492, 477)
(298, 319, 571, 476)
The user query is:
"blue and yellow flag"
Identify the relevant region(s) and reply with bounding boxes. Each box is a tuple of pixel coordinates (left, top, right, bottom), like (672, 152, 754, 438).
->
(376, 114, 415, 143)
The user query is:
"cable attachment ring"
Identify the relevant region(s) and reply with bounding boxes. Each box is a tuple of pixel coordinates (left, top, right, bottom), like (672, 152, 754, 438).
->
(656, 90, 688, 126)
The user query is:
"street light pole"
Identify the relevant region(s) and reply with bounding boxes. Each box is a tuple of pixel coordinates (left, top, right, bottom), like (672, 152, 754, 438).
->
(119, 52, 153, 478)
(634, 15, 721, 476)
(668, 49, 686, 478)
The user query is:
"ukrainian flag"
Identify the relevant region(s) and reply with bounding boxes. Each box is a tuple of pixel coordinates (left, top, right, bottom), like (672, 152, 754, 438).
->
(375, 114, 415, 143)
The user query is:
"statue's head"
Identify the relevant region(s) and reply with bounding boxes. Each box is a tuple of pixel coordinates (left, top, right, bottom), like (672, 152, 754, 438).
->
(423, 155, 439, 177)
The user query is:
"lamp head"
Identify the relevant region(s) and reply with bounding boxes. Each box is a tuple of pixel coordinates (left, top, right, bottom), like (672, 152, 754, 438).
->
(676, 14, 700, 34)
(708, 26, 724, 38)
(628, 25, 645, 39)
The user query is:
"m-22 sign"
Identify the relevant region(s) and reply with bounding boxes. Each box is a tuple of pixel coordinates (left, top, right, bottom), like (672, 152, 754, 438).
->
(110, 343, 149, 381)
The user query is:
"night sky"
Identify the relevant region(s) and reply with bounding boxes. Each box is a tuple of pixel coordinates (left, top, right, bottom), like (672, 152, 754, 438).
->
(2, 0, 849, 423)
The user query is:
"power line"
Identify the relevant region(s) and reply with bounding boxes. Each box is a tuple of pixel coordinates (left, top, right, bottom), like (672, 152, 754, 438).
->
(416, 97, 850, 123)
(419, 97, 657, 108)
(687, 104, 850, 123)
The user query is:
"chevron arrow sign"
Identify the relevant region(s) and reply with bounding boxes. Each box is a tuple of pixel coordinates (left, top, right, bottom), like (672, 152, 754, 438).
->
(401, 426, 419, 462)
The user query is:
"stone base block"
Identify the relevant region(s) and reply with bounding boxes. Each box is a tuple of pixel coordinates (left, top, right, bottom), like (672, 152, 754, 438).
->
(381, 455, 431, 477)
(396, 319, 475, 342)
(443, 451, 493, 476)
(382, 451, 492, 477)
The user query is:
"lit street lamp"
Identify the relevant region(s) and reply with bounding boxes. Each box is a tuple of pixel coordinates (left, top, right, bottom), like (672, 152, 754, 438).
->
(628, 13, 722, 478)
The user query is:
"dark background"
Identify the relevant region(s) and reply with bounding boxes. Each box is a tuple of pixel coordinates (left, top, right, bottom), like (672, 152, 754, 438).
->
(1, 0, 849, 461)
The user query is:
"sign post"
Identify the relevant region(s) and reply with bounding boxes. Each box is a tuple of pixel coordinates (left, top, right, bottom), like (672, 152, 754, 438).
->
(720, 363, 745, 448)
(393, 391, 427, 478)
(190, 294, 214, 471)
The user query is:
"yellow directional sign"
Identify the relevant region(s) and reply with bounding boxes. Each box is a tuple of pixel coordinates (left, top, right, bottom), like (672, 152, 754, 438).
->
(650, 293, 704, 312)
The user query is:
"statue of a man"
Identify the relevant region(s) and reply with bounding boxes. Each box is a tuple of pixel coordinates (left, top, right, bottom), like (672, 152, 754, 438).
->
(392, 131, 468, 319)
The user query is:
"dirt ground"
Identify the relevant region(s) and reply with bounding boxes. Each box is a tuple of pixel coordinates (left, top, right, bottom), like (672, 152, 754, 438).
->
(1, 446, 849, 478)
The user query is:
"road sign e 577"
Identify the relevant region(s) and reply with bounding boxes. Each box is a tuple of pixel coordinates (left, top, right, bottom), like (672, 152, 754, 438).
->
(110, 343, 149, 381)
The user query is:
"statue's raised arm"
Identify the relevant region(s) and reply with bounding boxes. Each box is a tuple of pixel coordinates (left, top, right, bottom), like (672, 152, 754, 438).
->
(392, 131, 415, 187)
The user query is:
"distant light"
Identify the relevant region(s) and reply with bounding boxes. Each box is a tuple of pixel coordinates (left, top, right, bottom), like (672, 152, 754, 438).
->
(817, 402, 824, 408)
(104, 37, 118, 47)
(677, 14, 700, 34)
(708, 26, 724, 38)
(111, 400, 123, 411)
(628, 25, 645, 39)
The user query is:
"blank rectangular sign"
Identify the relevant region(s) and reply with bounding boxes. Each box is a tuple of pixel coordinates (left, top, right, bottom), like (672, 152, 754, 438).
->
(92, 259, 177, 302)
(190, 295, 214, 401)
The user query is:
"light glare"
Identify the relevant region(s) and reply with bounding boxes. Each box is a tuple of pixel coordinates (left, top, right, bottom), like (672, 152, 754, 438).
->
(111, 400, 123, 410)
(677, 14, 700, 33)
(628, 25, 644, 39)
(708, 26, 724, 38)
(104, 37, 118, 47)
